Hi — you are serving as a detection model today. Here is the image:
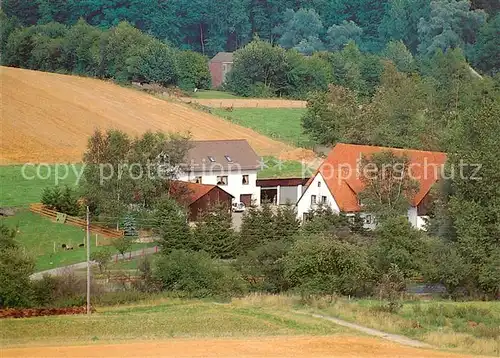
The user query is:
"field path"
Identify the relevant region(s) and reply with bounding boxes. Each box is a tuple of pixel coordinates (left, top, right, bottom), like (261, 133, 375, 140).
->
(297, 312, 432, 348)
(180, 98, 307, 108)
(30, 246, 158, 279)
(0, 67, 304, 164)
(1, 336, 483, 358)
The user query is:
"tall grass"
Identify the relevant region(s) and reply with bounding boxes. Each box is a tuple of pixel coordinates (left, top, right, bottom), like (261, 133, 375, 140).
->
(306, 297, 500, 356)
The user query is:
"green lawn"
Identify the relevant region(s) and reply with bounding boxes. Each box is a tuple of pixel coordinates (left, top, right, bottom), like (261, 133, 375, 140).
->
(308, 298, 500, 357)
(0, 298, 347, 347)
(0, 164, 81, 207)
(1, 210, 152, 271)
(212, 108, 312, 147)
(258, 157, 305, 178)
(192, 90, 242, 99)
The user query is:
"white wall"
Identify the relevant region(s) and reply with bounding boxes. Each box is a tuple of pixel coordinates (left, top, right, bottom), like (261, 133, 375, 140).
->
(296, 173, 339, 220)
(178, 169, 261, 206)
(407, 206, 418, 228)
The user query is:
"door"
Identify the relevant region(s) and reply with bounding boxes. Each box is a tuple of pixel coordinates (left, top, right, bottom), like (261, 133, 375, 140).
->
(240, 194, 252, 206)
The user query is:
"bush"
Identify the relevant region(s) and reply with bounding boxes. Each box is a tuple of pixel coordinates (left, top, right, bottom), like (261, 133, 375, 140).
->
(235, 240, 290, 293)
(176, 50, 211, 90)
(0, 224, 35, 308)
(154, 198, 192, 253)
(112, 237, 133, 257)
(0, 246, 35, 308)
(154, 250, 247, 299)
(192, 203, 236, 259)
(41, 185, 80, 216)
(31, 270, 103, 308)
(375, 264, 406, 312)
(371, 216, 428, 280)
(90, 248, 112, 273)
(284, 237, 374, 297)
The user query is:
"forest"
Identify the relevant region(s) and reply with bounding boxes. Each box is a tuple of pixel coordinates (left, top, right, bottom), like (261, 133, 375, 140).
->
(1, 0, 499, 75)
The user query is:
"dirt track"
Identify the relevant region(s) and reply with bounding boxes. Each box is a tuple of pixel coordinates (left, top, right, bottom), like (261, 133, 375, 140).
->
(1, 336, 483, 358)
(181, 98, 307, 108)
(0, 67, 314, 164)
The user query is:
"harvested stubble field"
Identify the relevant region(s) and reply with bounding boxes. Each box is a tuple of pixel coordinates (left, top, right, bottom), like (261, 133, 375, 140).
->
(0, 67, 312, 164)
(181, 97, 307, 108)
(0, 298, 486, 358)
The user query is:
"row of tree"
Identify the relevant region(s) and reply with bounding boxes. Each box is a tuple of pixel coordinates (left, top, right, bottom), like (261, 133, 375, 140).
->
(0, 15, 211, 90)
(302, 48, 500, 151)
(2, 0, 499, 74)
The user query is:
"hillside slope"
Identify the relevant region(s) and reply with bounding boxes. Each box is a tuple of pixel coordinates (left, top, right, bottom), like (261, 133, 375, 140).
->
(0, 67, 307, 164)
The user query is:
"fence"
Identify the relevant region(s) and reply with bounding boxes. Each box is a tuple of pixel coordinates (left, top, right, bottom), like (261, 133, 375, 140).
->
(29, 203, 124, 239)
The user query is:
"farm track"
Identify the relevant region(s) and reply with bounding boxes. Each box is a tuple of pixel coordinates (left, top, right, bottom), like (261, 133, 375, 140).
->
(1, 336, 484, 357)
(0, 67, 313, 164)
(180, 97, 307, 108)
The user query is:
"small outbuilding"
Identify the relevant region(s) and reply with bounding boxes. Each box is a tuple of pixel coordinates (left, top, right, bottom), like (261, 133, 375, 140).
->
(209, 52, 233, 88)
(170, 181, 233, 221)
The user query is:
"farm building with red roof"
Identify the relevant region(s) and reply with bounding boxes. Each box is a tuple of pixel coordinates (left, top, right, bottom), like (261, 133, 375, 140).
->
(170, 181, 233, 221)
(296, 143, 447, 229)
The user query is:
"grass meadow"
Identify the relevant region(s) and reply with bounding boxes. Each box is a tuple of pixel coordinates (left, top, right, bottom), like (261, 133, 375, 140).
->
(0, 297, 348, 347)
(258, 156, 305, 178)
(0, 164, 81, 207)
(192, 90, 242, 99)
(305, 297, 500, 356)
(1, 210, 153, 271)
(212, 108, 311, 148)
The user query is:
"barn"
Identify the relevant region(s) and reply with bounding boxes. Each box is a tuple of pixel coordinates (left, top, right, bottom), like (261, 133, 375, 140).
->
(170, 181, 233, 221)
(209, 52, 233, 88)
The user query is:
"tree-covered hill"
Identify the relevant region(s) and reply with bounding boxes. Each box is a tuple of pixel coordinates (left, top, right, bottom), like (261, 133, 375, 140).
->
(2, 0, 499, 74)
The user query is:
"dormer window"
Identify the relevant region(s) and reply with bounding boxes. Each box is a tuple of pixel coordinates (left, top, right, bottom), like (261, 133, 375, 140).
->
(207, 156, 216, 162)
(224, 155, 232, 162)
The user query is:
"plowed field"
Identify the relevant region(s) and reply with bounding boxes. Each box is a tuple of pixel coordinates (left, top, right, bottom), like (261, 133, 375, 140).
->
(0, 67, 311, 164)
(1, 336, 485, 358)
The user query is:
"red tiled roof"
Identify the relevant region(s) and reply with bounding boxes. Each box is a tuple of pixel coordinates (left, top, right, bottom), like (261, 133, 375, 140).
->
(170, 181, 219, 206)
(310, 143, 447, 212)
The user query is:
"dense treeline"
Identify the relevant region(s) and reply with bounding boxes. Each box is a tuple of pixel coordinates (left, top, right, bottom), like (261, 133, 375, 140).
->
(0, 14, 211, 90)
(2, 0, 499, 75)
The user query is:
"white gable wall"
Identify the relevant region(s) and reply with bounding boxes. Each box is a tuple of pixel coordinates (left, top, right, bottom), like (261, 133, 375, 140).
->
(296, 172, 340, 220)
(178, 169, 260, 206)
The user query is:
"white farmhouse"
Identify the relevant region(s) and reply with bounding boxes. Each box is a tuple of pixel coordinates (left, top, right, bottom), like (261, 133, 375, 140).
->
(296, 143, 447, 230)
(177, 139, 261, 206)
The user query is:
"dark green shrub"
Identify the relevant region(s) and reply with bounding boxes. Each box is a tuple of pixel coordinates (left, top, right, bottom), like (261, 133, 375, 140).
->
(154, 250, 247, 299)
(41, 185, 80, 216)
(235, 240, 290, 293)
(284, 237, 374, 297)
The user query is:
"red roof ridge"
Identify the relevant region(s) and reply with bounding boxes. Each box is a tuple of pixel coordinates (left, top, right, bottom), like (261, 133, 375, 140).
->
(310, 143, 447, 212)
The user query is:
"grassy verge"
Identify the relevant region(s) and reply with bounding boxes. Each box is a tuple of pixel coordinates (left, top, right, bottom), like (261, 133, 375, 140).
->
(305, 297, 500, 356)
(192, 90, 242, 99)
(1, 210, 153, 271)
(258, 157, 305, 178)
(0, 164, 81, 207)
(212, 108, 311, 147)
(0, 297, 348, 347)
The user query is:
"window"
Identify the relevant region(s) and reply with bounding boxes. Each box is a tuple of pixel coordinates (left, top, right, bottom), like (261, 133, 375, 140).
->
(194, 176, 202, 184)
(318, 181, 321, 187)
(311, 195, 317, 206)
(207, 156, 216, 162)
(242, 174, 249, 185)
(321, 196, 327, 204)
(217, 176, 228, 185)
(224, 155, 232, 162)
(364, 214, 372, 225)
